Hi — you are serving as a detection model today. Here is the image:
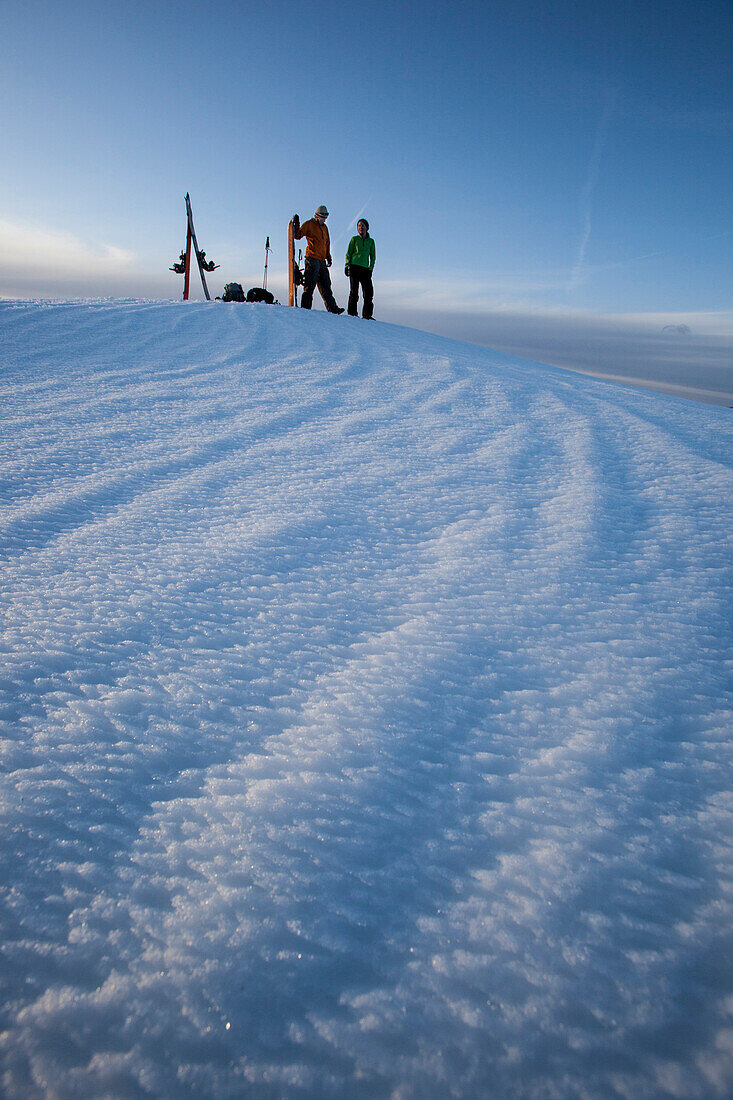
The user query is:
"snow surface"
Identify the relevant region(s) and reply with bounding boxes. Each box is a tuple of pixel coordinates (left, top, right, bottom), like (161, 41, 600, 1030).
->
(1, 298, 731, 1099)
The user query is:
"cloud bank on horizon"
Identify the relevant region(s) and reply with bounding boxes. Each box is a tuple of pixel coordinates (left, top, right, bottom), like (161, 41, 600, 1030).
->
(374, 293, 733, 407)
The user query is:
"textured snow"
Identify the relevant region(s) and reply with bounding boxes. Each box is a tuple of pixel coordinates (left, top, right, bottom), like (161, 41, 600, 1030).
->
(1, 298, 731, 1099)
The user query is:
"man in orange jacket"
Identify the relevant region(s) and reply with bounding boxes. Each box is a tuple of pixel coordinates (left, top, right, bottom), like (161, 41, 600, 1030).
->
(292, 206, 344, 313)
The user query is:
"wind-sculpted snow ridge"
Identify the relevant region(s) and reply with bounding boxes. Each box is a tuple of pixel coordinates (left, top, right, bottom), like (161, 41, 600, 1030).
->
(1, 299, 731, 1099)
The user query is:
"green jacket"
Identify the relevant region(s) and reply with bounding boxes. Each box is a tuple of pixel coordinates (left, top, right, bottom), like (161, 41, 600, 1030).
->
(345, 234, 375, 271)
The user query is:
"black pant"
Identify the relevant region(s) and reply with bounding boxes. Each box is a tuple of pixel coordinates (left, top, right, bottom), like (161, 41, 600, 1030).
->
(348, 264, 374, 318)
(301, 258, 341, 312)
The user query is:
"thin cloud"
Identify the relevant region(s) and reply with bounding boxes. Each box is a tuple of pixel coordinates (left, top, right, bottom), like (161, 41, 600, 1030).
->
(569, 90, 618, 290)
(330, 198, 373, 250)
(377, 272, 578, 312)
(0, 219, 179, 299)
(1, 220, 135, 276)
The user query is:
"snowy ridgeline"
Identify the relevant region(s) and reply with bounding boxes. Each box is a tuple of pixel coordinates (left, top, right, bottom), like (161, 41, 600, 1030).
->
(1, 298, 731, 1099)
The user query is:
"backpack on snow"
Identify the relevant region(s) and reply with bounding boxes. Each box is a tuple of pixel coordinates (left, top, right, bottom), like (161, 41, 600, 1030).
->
(220, 282, 245, 302)
(246, 286, 275, 304)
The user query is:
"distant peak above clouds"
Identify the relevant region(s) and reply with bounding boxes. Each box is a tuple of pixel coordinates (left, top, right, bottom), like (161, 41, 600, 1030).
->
(662, 323, 693, 336)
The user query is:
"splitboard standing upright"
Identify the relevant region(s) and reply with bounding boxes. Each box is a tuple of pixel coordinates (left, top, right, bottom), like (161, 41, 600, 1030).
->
(288, 218, 295, 306)
(185, 193, 218, 301)
(170, 194, 218, 301)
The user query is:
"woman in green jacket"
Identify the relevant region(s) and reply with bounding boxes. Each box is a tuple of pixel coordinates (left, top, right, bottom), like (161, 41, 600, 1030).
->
(345, 219, 376, 319)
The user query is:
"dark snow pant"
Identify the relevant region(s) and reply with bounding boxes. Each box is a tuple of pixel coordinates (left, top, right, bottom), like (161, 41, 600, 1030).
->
(348, 264, 374, 319)
(301, 258, 341, 312)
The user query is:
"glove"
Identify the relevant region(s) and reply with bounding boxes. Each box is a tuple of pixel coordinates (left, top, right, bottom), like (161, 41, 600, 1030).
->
(326, 258, 332, 267)
(345, 265, 350, 277)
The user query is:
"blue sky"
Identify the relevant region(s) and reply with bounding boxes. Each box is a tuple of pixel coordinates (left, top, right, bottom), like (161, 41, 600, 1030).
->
(2, 0, 732, 362)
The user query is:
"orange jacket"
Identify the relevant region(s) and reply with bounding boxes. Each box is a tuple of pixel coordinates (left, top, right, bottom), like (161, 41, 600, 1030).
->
(294, 218, 331, 263)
